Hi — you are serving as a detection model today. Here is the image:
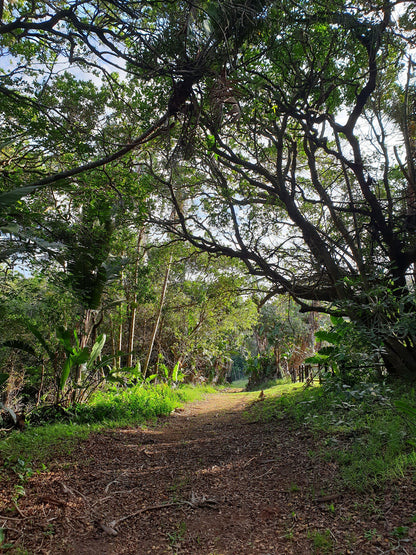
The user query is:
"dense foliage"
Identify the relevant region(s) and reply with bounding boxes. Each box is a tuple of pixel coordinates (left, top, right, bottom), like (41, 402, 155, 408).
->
(1, 0, 416, 425)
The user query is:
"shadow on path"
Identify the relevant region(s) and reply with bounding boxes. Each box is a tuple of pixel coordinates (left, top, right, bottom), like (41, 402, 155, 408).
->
(1, 391, 413, 554)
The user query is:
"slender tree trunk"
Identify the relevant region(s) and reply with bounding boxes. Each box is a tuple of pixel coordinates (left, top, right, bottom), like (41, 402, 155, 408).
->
(110, 318, 117, 367)
(36, 358, 45, 407)
(127, 228, 146, 367)
(75, 308, 95, 388)
(143, 254, 172, 377)
(274, 343, 282, 379)
(117, 308, 123, 369)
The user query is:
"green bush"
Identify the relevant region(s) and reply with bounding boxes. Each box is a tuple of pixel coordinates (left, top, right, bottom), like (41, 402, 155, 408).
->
(72, 383, 178, 423)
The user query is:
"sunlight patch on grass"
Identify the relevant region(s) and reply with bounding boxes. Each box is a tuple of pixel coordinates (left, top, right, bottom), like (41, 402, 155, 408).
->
(248, 380, 416, 490)
(0, 384, 215, 468)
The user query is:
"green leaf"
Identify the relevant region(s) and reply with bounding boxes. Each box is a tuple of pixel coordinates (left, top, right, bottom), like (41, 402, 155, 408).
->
(59, 358, 72, 391)
(106, 375, 127, 385)
(395, 400, 416, 421)
(72, 348, 90, 365)
(172, 361, 181, 382)
(315, 330, 341, 344)
(73, 329, 80, 349)
(330, 315, 346, 327)
(26, 321, 55, 359)
(56, 326, 73, 353)
(132, 361, 141, 377)
(317, 346, 336, 356)
(87, 333, 106, 369)
(1, 340, 36, 357)
(159, 363, 169, 379)
(93, 354, 114, 370)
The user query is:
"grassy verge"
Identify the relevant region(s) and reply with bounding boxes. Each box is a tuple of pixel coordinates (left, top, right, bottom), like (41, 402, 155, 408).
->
(249, 379, 416, 491)
(0, 384, 215, 469)
(229, 378, 248, 389)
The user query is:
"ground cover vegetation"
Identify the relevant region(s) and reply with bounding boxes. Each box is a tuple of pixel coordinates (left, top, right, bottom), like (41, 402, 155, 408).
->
(249, 378, 416, 491)
(0, 383, 215, 470)
(1, 383, 416, 554)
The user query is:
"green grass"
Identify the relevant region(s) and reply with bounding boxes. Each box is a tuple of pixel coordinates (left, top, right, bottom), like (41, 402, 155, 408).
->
(229, 378, 248, 389)
(0, 384, 215, 469)
(307, 529, 334, 554)
(243, 378, 308, 405)
(249, 379, 416, 490)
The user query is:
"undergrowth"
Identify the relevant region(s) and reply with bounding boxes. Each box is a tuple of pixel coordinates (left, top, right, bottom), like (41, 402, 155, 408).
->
(249, 378, 416, 491)
(0, 384, 215, 468)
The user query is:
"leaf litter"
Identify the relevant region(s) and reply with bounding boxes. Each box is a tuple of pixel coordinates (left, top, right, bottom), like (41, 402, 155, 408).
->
(0, 391, 415, 554)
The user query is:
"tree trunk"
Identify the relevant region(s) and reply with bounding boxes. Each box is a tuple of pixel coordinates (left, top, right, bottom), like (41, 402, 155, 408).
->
(382, 336, 416, 380)
(117, 311, 123, 369)
(126, 228, 146, 367)
(75, 308, 95, 387)
(143, 254, 172, 377)
(274, 343, 282, 379)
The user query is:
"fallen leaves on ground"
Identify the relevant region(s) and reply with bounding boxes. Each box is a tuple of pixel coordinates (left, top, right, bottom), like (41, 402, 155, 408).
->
(1, 391, 415, 554)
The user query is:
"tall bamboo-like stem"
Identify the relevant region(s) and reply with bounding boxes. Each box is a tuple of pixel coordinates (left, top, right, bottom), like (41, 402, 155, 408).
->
(117, 306, 123, 369)
(126, 228, 146, 367)
(143, 253, 172, 377)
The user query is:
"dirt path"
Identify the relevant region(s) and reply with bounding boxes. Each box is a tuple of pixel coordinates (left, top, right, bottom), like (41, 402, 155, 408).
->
(1, 390, 415, 554)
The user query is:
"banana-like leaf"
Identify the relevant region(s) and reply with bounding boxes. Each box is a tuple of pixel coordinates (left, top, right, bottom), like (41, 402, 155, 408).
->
(72, 348, 90, 365)
(56, 326, 73, 353)
(59, 358, 72, 391)
(87, 334, 106, 369)
(73, 329, 80, 350)
(93, 354, 114, 369)
(131, 361, 141, 377)
(172, 361, 181, 382)
(26, 322, 55, 359)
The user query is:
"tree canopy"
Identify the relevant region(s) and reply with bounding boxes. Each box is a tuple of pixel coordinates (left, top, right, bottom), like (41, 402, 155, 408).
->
(1, 0, 416, 378)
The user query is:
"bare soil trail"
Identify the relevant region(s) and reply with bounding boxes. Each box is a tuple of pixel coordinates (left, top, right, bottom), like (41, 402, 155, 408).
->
(1, 389, 415, 554)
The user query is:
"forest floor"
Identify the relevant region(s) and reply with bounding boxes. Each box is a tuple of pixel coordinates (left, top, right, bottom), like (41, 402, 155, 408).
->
(1, 388, 416, 554)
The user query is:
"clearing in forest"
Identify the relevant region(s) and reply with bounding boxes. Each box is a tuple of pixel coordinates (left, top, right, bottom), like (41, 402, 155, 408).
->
(0, 389, 415, 554)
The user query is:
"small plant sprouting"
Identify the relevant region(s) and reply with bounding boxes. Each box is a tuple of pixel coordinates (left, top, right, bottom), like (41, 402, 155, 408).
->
(4, 457, 33, 482)
(167, 520, 187, 547)
(13, 483, 26, 499)
(327, 503, 335, 514)
(284, 528, 294, 541)
(391, 526, 409, 538)
(307, 529, 333, 554)
(364, 528, 381, 541)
